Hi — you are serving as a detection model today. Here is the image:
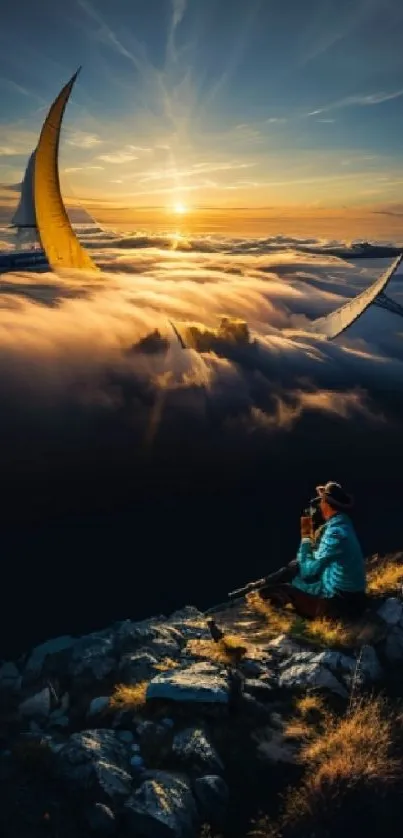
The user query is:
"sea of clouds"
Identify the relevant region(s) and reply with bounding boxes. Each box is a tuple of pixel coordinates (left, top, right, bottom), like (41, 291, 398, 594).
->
(0, 226, 402, 442)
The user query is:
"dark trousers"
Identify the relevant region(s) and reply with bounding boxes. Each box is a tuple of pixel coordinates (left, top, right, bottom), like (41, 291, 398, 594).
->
(259, 562, 367, 620)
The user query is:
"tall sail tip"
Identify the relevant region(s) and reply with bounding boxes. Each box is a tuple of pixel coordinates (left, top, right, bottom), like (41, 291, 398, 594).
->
(70, 66, 82, 86)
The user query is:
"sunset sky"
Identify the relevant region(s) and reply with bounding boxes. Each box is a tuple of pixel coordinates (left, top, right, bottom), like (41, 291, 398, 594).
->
(1, 0, 403, 234)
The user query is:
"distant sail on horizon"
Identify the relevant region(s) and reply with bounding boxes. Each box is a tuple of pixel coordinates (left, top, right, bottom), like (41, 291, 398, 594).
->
(34, 68, 98, 272)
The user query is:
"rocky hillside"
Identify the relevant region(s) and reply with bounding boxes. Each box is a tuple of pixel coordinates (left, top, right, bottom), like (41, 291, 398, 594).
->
(1, 558, 403, 838)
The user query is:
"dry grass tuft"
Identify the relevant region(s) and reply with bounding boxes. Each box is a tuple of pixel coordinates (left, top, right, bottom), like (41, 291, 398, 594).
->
(187, 633, 249, 665)
(109, 681, 148, 712)
(367, 553, 403, 595)
(154, 657, 180, 672)
(299, 696, 397, 781)
(295, 694, 325, 718)
(246, 592, 294, 635)
(250, 697, 402, 837)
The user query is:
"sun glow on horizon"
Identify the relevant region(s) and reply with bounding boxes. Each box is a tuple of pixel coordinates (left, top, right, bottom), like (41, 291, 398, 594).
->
(172, 202, 188, 215)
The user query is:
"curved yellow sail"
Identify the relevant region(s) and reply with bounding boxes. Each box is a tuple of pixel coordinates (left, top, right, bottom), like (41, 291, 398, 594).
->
(34, 68, 98, 272)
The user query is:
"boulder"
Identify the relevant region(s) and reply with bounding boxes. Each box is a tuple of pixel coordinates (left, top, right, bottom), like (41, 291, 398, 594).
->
(88, 696, 110, 717)
(193, 775, 229, 824)
(147, 662, 229, 705)
(137, 720, 173, 763)
(57, 729, 132, 800)
(115, 619, 183, 658)
(266, 635, 302, 657)
(0, 661, 21, 692)
(377, 598, 403, 627)
(117, 730, 134, 744)
(124, 770, 198, 838)
(69, 634, 116, 684)
(172, 727, 223, 773)
(384, 626, 403, 662)
(19, 686, 51, 719)
(25, 635, 76, 676)
(119, 650, 160, 683)
(278, 661, 347, 698)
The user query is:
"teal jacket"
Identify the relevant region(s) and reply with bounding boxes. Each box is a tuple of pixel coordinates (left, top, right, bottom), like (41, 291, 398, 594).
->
(292, 512, 366, 599)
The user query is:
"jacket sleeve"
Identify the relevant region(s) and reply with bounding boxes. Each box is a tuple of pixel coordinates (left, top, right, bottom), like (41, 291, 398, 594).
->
(297, 523, 347, 580)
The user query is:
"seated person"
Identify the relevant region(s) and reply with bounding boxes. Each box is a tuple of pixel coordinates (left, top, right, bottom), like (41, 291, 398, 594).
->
(259, 481, 367, 620)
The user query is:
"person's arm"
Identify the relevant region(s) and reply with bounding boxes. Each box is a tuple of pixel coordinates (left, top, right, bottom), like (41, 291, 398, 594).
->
(297, 521, 347, 581)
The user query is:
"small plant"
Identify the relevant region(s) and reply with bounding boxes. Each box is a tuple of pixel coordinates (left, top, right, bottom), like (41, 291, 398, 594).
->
(187, 633, 248, 665)
(367, 553, 403, 595)
(154, 657, 180, 671)
(109, 681, 148, 711)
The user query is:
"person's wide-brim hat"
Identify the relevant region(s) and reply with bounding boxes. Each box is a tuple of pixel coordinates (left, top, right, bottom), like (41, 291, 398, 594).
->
(314, 481, 354, 511)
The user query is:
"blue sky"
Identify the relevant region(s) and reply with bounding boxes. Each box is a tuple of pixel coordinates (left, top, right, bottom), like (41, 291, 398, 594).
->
(1, 0, 403, 213)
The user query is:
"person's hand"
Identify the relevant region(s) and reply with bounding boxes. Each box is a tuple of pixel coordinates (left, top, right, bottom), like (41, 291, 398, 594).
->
(300, 515, 313, 539)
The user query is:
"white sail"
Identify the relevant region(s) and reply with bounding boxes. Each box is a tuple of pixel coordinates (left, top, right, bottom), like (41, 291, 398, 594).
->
(10, 150, 40, 247)
(307, 253, 403, 340)
(34, 68, 98, 272)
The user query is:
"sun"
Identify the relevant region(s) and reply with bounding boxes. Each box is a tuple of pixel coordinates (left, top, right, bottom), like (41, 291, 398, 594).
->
(172, 202, 187, 215)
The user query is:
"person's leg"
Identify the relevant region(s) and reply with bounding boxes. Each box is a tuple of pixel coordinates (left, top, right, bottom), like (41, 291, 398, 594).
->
(260, 583, 330, 619)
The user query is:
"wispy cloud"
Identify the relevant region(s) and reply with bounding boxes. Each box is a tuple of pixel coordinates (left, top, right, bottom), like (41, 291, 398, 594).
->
(66, 131, 103, 149)
(308, 88, 403, 116)
(64, 166, 105, 173)
(0, 146, 19, 157)
(167, 0, 187, 64)
(137, 161, 256, 184)
(98, 151, 139, 164)
(0, 78, 30, 97)
(127, 145, 153, 153)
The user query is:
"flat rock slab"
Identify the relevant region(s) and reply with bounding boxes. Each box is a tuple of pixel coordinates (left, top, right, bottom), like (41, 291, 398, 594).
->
(147, 662, 229, 704)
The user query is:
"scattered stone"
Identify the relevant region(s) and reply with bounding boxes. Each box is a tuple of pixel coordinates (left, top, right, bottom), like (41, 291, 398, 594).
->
(130, 754, 145, 771)
(355, 644, 383, 681)
(377, 597, 403, 627)
(172, 727, 223, 774)
(119, 650, 159, 683)
(147, 662, 229, 704)
(116, 619, 183, 658)
(85, 801, 116, 835)
(278, 661, 348, 698)
(240, 658, 269, 678)
(50, 714, 69, 729)
(384, 626, 403, 662)
(0, 661, 21, 692)
(266, 634, 302, 657)
(25, 635, 76, 676)
(19, 686, 51, 719)
(117, 730, 134, 744)
(88, 696, 110, 717)
(124, 770, 198, 838)
(58, 729, 132, 800)
(69, 634, 116, 683)
(193, 775, 229, 824)
(243, 679, 273, 702)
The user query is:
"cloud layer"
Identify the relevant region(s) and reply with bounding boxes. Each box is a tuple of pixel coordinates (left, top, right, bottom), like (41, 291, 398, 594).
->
(1, 229, 402, 471)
